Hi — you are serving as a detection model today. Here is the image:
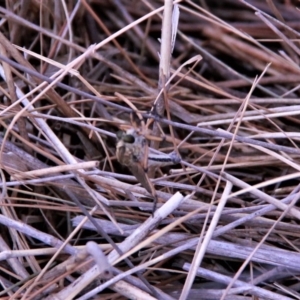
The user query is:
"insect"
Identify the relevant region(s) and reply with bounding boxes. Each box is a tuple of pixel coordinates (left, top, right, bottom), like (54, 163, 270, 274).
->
(116, 128, 180, 214)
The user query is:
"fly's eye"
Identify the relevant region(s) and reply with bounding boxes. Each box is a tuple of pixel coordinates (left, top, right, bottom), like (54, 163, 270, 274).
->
(123, 134, 135, 143)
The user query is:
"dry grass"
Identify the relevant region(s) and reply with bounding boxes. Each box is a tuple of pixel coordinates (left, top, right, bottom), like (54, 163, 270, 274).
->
(0, 0, 300, 299)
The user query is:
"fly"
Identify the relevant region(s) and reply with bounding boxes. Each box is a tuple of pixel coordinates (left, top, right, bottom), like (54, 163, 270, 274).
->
(116, 128, 180, 214)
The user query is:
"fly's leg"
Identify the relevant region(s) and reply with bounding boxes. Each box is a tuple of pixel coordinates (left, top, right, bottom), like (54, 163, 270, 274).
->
(152, 194, 158, 216)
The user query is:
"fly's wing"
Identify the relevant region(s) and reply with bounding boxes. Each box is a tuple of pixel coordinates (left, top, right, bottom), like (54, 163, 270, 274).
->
(128, 162, 158, 213)
(128, 162, 153, 195)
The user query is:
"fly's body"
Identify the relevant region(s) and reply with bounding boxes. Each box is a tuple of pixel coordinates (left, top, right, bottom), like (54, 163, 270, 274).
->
(116, 129, 146, 167)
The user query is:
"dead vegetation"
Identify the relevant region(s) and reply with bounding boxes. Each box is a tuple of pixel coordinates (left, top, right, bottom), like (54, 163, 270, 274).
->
(0, 0, 300, 299)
